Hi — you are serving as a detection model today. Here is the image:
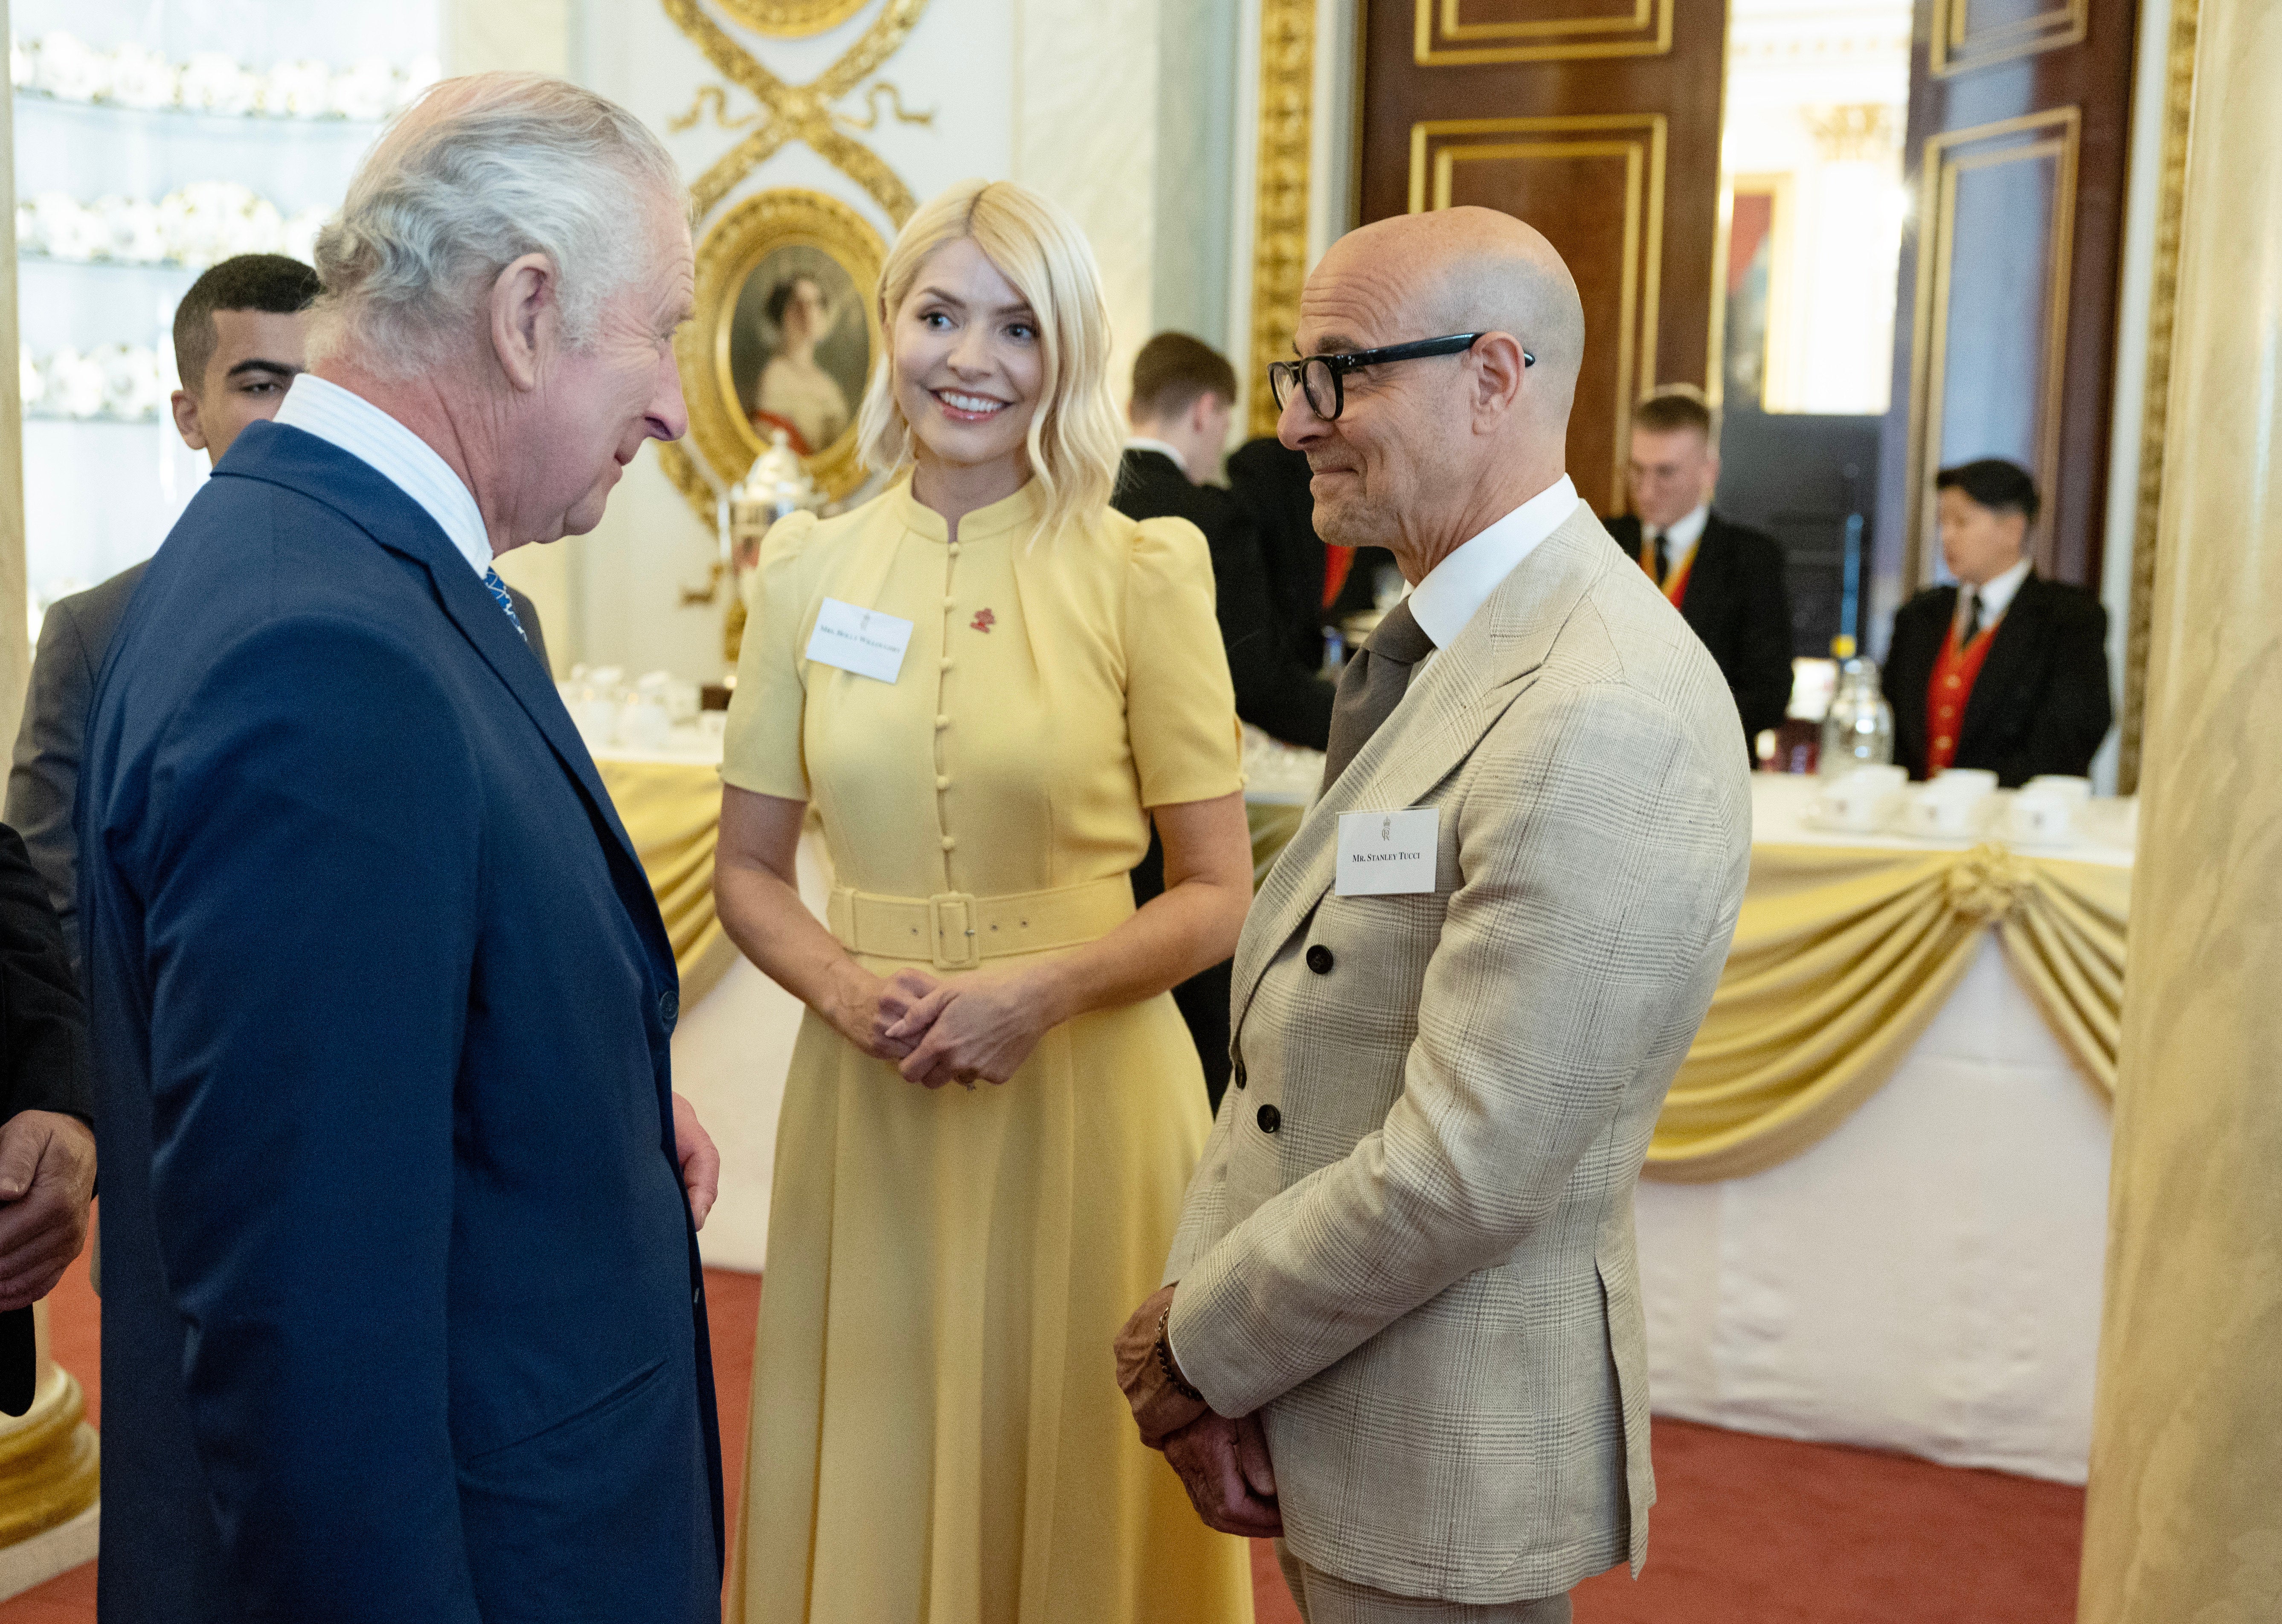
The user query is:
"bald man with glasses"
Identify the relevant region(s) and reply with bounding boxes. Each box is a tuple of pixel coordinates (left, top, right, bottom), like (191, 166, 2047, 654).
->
(1115, 208, 1751, 1621)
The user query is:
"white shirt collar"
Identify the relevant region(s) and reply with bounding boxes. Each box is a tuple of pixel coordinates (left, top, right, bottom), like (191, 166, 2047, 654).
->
(273, 373, 493, 580)
(1404, 475, 1580, 649)
(1963, 555, 2034, 623)
(1124, 437, 1189, 477)
(1651, 502, 1710, 563)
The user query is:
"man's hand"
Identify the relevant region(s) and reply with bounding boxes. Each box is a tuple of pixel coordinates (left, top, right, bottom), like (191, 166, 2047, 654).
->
(671, 1092, 720, 1230)
(0, 1111, 95, 1311)
(1163, 1410, 1281, 1538)
(1115, 1282, 1210, 1447)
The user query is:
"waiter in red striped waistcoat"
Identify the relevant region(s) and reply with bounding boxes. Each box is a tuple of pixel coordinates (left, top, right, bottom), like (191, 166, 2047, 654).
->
(1882, 458, 2113, 786)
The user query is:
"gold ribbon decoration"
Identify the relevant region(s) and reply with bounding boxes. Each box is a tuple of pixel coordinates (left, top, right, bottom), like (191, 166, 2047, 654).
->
(660, 0, 930, 225)
(1645, 841, 2128, 1183)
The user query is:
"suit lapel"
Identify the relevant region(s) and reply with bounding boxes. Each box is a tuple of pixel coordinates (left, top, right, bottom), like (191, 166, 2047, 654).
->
(1231, 506, 1614, 1025)
(221, 425, 676, 983)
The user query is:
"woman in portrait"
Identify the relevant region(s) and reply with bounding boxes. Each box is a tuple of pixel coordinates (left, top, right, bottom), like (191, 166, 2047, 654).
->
(750, 272, 851, 454)
(715, 178, 1256, 1622)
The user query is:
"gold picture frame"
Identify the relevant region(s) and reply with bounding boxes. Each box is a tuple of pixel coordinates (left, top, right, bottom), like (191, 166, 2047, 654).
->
(713, 0, 872, 38)
(677, 186, 887, 503)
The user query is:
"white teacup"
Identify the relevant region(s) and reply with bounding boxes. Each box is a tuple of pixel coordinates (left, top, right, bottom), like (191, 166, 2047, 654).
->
(616, 696, 672, 751)
(2024, 774, 2093, 803)
(1928, 768, 1998, 798)
(1811, 774, 1900, 832)
(2005, 792, 2076, 846)
(1900, 783, 1987, 838)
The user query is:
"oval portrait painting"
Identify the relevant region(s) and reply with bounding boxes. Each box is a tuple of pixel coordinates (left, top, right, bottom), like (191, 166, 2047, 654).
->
(727, 246, 869, 459)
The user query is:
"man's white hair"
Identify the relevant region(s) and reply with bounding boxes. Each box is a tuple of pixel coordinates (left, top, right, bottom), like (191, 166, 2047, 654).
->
(309, 72, 682, 377)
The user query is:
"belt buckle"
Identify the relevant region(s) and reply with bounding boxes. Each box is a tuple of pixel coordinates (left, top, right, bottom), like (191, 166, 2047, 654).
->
(928, 892, 979, 972)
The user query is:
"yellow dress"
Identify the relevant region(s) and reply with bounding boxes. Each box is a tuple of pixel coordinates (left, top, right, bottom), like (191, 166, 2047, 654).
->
(720, 478, 1256, 1624)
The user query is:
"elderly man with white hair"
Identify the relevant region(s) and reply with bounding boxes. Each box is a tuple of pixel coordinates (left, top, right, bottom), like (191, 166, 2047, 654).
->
(80, 74, 724, 1623)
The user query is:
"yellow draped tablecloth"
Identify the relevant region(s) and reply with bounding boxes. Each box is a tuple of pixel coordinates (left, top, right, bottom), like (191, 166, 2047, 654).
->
(1646, 783, 2131, 1181)
(593, 753, 740, 1006)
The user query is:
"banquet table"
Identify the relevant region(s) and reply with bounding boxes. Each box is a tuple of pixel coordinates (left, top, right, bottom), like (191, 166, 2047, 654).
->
(1635, 775, 2128, 1483)
(600, 739, 2126, 1482)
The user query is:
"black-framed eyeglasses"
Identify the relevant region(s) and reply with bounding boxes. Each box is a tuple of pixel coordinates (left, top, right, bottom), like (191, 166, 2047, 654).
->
(1267, 332, 1533, 422)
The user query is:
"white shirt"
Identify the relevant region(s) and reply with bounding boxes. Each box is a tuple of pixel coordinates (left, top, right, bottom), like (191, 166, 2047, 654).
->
(1641, 502, 1708, 580)
(1124, 436, 1189, 478)
(1404, 475, 1581, 661)
(273, 373, 494, 580)
(1958, 554, 2032, 632)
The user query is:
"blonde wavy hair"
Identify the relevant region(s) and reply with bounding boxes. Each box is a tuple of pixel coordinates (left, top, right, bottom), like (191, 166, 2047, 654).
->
(856, 179, 1123, 545)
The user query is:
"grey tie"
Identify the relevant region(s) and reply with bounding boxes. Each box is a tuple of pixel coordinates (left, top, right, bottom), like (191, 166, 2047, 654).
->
(1319, 598, 1437, 794)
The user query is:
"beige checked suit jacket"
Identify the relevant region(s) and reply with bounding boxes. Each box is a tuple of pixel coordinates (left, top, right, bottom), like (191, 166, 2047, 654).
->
(1163, 504, 1751, 1604)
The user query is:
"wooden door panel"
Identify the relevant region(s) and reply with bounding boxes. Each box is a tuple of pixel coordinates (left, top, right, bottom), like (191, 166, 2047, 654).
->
(1411, 117, 1665, 506)
(1873, 0, 2133, 613)
(1362, 0, 1727, 518)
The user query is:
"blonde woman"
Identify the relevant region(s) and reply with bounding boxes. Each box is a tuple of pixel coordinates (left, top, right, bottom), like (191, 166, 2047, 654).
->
(716, 180, 1257, 1621)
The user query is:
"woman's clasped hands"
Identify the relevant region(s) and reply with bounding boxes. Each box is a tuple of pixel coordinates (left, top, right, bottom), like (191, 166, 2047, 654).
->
(832, 963, 1058, 1090)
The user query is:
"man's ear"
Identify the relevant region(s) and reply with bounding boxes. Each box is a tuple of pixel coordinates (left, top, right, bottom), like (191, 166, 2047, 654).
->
(170, 389, 208, 452)
(489, 252, 560, 392)
(1470, 333, 1529, 423)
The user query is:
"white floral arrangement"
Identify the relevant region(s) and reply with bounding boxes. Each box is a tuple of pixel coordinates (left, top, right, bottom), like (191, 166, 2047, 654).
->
(18, 183, 327, 269)
(11, 32, 438, 122)
(20, 343, 171, 422)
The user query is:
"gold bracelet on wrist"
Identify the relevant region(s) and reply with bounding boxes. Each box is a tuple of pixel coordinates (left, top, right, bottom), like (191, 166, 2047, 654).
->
(1155, 1307, 1205, 1404)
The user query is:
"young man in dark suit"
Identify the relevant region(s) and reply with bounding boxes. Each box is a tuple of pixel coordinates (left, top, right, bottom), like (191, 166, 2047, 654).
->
(1605, 387, 1795, 746)
(1113, 334, 1335, 1111)
(5, 255, 551, 969)
(1882, 459, 2112, 784)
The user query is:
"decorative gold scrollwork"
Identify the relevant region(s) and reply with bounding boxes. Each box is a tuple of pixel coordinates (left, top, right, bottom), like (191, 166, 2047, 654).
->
(668, 84, 763, 134)
(1945, 844, 2035, 924)
(660, 0, 930, 226)
(833, 81, 935, 132)
(714, 0, 870, 37)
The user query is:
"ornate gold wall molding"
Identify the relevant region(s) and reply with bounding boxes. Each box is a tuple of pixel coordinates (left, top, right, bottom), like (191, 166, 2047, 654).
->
(715, 0, 870, 36)
(661, 0, 927, 224)
(1245, 0, 1318, 441)
(1931, 0, 2090, 77)
(2119, 0, 2199, 796)
(1416, 0, 1674, 66)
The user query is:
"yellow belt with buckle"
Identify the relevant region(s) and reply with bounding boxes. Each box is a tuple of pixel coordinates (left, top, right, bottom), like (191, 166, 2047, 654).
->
(826, 875, 1136, 972)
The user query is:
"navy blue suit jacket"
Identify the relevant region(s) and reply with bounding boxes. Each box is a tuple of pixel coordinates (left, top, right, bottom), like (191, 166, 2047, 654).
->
(80, 423, 724, 1623)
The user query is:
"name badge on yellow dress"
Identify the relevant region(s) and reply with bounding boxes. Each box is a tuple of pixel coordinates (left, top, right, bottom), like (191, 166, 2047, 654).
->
(806, 598, 914, 683)
(1334, 807, 1440, 896)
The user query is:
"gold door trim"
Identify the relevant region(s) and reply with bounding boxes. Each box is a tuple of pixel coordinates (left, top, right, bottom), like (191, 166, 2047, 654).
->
(2119, 0, 2198, 794)
(1409, 115, 1666, 505)
(1415, 0, 1674, 65)
(1902, 106, 2082, 593)
(1931, 0, 2090, 77)
(1244, 0, 1319, 441)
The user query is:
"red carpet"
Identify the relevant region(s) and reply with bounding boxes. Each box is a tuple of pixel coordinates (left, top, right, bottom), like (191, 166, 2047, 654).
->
(3, 1255, 2084, 1622)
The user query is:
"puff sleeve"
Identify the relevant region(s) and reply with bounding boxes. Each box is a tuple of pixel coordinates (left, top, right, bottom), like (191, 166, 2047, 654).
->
(720, 510, 823, 802)
(1124, 516, 1245, 809)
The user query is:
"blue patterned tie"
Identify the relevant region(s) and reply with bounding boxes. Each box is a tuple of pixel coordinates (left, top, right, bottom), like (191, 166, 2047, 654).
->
(483, 567, 528, 644)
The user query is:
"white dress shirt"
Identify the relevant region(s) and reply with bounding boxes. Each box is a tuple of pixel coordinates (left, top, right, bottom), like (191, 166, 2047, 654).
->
(1958, 554, 2032, 635)
(1403, 475, 1581, 664)
(1641, 502, 1708, 582)
(273, 373, 494, 580)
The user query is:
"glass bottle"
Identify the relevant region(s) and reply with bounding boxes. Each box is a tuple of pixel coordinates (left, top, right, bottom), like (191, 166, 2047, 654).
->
(1818, 635, 1895, 777)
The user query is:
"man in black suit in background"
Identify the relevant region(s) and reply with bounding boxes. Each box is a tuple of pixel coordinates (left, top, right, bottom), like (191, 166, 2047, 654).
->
(6, 255, 549, 963)
(1883, 459, 2111, 785)
(0, 823, 95, 1415)
(1114, 334, 1334, 1111)
(1606, 387, 1795, 746)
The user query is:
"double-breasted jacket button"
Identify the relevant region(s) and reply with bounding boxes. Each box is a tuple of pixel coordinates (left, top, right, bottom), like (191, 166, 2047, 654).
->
(1232, 1058, 1248, 1090)
(1305, 944, 1334, 975)
(1257, 1103, 1281, 1134)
